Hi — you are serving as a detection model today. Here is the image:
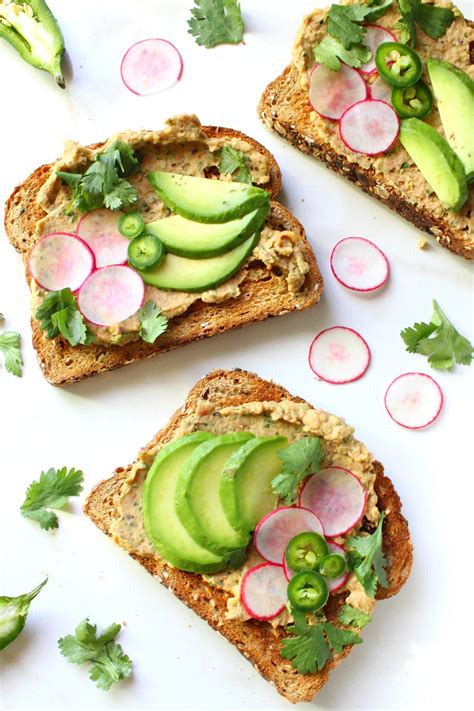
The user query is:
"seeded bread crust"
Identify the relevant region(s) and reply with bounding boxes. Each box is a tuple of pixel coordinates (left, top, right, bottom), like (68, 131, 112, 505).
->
(84, 369, 413, 704)
(4, 128, 322, 385)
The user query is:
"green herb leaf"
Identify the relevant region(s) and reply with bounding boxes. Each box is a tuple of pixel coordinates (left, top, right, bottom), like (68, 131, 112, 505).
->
(338, 604, 372, 629)
(364, 0, 394, 22)
(188, 0, 244, 48)
(0, 578, 48, 651)
(219, 146, 252, 184)
(20, 467, 84, 530)
(313, 35, 371, 71)
(35, 289, 92, 346)
(0, 331, 23, 376)
(272, 437, 323, 504)
(327, 4, 368, 49)
(401, 299, 473, 370)
(58, 618, 132, 691)
(139, 301, 168, 344)
(346, 512, 388, 597)
(396, 0, 454, 46)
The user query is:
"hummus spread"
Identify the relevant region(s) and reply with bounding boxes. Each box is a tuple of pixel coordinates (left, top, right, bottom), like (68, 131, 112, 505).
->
(110, 398, 380, 627)
(33, 115, 311, 345)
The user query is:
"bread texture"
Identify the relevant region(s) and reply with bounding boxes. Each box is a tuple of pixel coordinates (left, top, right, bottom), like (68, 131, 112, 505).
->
(4, 127, 323, 385)
(84, 369, 413, 704)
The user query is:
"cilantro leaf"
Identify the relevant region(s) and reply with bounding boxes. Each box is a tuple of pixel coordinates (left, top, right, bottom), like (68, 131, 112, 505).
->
(396, 0, 454, 46)
(0, 331, 23, 376)
(219, 146, 252, 184)
(346, 512, 388, 597)
(338, 604, 372, 629)
(139, 301, 168, 344)
(58, 618, 132, 691)
(35, 289, 92, 346)
(188, 0, 244, 48)
(401, 300, 473, 370)
(314, 36, 371, 71)
(327, 4, 368, 48)
(364, 0, 394, 22)
(272, 437, 323, 504)
(20, 467, 84, 530)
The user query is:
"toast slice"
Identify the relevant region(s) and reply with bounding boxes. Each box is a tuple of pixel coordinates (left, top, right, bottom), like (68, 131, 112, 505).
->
(84, 369, 413, 704)
(4, 122, 323, 385)
(258, 2, 473, 260)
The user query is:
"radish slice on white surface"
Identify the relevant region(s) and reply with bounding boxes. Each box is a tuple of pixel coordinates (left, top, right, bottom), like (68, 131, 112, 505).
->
(76, 209, 129, 268)
(339, 99, 400, 155)
(283, 540, 350, 593)
(78, 266, 145, 327)
(369, 75, 392, 103)
(359, 25, 396, 75)
(240, 563, 288, 621)
(29, 232, 94, 292)
(299, 467, 366, 537)
(309, 63, 367, 120)
(254, 507, 324, 565)
(384, 372, 443, 429)
(308, 326, 371, 384)
(330, 237, 389, 292)
(121, 38, 183, 96)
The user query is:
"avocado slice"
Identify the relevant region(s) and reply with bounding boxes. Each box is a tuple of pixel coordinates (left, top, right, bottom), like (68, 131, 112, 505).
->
(176, 433, 254, 555)
(399, 118, 468, 212)
(142, 432, 230, 573)
(220, 436, 288, 535)
(148, 172, 269, 223)
(146, 205, 268, 259)
(137, 232, 259, 292)
(427, 59, 474, 181)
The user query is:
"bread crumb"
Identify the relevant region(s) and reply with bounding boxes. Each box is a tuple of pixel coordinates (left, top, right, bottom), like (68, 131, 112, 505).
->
(418, 238, 428, 250)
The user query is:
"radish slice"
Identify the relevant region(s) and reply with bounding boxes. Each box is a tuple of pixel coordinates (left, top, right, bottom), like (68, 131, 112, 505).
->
(359, 25, 396, 75)
(240, 563, 288, 621)
(254, 507, 324, 565)
(385, 372, 443, 429)
(330, 237, 389, 292)
(78, 266, 145, 326)
(121, 38, 183, 96)
(339, 99, 400, 155)
(283, 540, 349, 593)
(309, 63, 367, 120)
(369, 75, 392, 103)
(76, 209, 129, 268)
(29, 232, 94, 292)
(299, 467, 366, 537)
(308, 326, 371, 384)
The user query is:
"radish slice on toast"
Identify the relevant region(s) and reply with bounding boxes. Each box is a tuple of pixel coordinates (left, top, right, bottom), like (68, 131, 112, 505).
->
(299, 467, 366, 537)
(240, 563, 288, 621)
(308, 326, 371, 384)
(121, 38, 183, 96)
(385, 372, 443, 429)
(76, 209, 129, 268)
(309, 63, 367, 120)
(283, 540, 349, 593)
(78, 266, 145, 326)
(369, 75, 392, 103)
(29, 232, 94, 292)
(339, 99, 399, 155)
(330, 237, 389, 292)
(359, 25, 396, 75)
(254, 506, 324, 565)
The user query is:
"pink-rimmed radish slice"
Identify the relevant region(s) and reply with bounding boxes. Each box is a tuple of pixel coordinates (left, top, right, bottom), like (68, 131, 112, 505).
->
(384, 372, 443, 429)
(240, 563, 288, 621)
(299, 467, 366, 537)
(359, 25, 396, 75)
(369, 75, 392, 103)
(121, 38, 183, 96)
(254, 506, 324, 565)
(309, 63, 367, 120)
(308, 326, 370, 384)
(76, 209, 129, 268)
(78, 266, 145, 327)
(339, 99, 400, 156)
(283, 540, 350, 593)
(330, 237, 389, 292)
(29, 232, 94, 292)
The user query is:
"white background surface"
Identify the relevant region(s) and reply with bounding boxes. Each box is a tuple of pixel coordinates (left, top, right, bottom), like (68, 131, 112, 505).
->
(0, 1, 472, 709)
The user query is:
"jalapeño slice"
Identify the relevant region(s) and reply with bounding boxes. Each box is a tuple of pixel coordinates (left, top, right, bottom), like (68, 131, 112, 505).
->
(119, 211, 145, 239)
(128, 233, 164, 270)
(287, 571, 329, 612)
(391, 80, 433, 119)
(285, 532, 328, 573)
(319, 553, 346, 579)
(375, 42, 422, 88)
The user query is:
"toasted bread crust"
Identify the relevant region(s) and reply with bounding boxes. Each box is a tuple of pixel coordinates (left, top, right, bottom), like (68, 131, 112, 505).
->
(4, 128, 321, 385)
(84, 369, 413, 703)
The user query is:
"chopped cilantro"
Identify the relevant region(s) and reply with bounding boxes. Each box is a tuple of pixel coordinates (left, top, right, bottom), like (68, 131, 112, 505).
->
(219, 146, 252, 184)
(188, 0, 245, 48)
(21, 467, 84, 530)
(272, 437, 323, 504)
(401, 161, 411, 169)
(139, 301, 168, 344)
(338, 604, 372, 629)
(396, 0, 454, 47)
(346, 512, 388, 598)
(35, 288, 92, 346)
(0, 331, 23, 377)
(314, 36, 371, 71)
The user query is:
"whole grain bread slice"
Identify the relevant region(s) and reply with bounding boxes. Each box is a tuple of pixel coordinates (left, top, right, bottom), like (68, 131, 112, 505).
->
(84, 368, 413, 704)
(4, 127, 322, 385)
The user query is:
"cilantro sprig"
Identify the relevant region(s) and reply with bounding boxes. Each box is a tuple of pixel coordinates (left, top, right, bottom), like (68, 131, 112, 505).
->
(401, 299, 473, 371)
(272, 437, 323, 505)
(395, 0, 455, 47)
(0, 330, 23, 377)
(139, 301, 168, 344)
(338, 604, 372, 629)
(20, 467, 84, 530)
(188, 0, 245, 48)
(58, 618, 132, 690)
(35, 288, 92, 346)
(346, 512, 388, 598)
(219, 146, 252, 184)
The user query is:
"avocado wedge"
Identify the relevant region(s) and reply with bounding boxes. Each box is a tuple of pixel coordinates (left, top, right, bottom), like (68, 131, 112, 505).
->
(148, 172, 269, 223)
(399, 118, 468, 212)
(427, 59, 474, 182)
